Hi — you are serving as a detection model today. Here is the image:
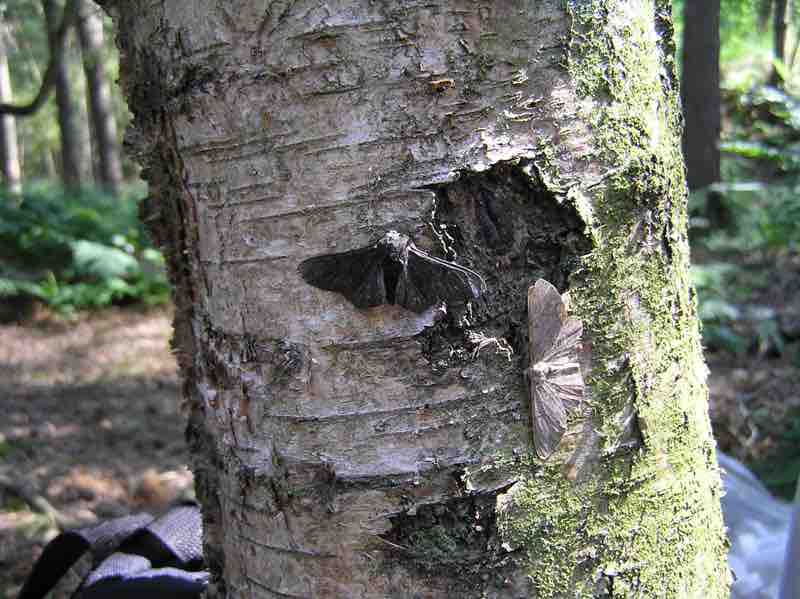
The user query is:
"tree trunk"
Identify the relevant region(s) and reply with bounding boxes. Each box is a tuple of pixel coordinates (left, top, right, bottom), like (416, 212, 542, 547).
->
(77, 0, 121, 194)
(103, 0, 730, 596)
(771, 0, 789, 85)
(0, 21, 21, 195)
(42, 0, 83, 189)
(75, 71, 94, 182)
(681, 0, 720, 191)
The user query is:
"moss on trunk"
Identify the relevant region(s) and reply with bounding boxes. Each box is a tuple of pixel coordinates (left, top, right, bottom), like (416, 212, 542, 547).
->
(495, 1, 730, 597)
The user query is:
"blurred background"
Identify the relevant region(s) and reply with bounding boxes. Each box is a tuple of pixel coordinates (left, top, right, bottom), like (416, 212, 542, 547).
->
(1, 0, 800, 596)
(0, 2, 188, 595)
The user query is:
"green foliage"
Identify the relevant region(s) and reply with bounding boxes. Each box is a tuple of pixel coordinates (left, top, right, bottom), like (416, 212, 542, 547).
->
(728, 84, 800, 141)
(672, 0, 771, 84)
(720, 140, 800, 171)
(0, 182, 169, 315)
(692, 183, 800, 251)
(719, 0, 772, 66)
(689, 177, 800, 356)
(692, 263, 751, 355)
(755, 410, 800, 499)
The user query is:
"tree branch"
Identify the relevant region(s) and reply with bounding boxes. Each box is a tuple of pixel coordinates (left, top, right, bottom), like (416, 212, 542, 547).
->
(0, 0, 80, 116)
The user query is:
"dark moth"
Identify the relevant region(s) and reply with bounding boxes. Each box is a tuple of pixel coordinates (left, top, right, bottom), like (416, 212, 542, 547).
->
(527, 278, 584, 459)
(298, 230, 485, 313)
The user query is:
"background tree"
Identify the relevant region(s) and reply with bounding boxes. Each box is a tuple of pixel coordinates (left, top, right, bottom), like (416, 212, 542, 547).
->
(0, 0, 169, 322)
(0, 13, 21, 194)
(769, 0, 789, 84)
(0, 0, 127, 187)
(681, 0, 721, 191)
(77, 0, 120, 194)
(99, 0, 730, 596)
(41, 0, 83, 188)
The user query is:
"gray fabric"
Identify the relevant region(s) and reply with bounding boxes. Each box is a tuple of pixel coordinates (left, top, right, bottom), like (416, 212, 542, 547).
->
(719, 452, 796, 599)
(18, 513, 153, 599)
(18, 503, 207, 599)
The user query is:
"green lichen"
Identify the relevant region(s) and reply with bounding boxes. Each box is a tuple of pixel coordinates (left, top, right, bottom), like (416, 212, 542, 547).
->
(497, 468, 596, 597)
(496, 1, 730, 597)
(407, 526, 461, 565)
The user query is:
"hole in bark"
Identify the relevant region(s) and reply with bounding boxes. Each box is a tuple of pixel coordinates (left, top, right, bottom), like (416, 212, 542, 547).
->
(427, 159, 589, 302)
(380, 487, 516, 585)
(419, 159, 591, 359)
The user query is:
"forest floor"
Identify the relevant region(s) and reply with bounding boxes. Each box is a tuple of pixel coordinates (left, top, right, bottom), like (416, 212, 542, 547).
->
(702, 250, 800, 494)
(0, 307, 192, 598)
(1, 268, 799, 597)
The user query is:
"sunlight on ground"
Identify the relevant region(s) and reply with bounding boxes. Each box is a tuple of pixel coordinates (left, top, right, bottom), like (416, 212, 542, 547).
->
(0, 307, 194, 598)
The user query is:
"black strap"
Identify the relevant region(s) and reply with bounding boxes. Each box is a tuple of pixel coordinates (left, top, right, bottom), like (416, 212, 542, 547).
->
(78, 567, 209, 599)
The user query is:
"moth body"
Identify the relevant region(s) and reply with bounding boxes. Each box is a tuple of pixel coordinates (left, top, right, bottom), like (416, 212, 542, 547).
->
(377, 230, 411, 263)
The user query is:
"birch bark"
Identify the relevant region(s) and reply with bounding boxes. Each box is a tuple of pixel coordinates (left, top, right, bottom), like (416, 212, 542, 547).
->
(103, 1, 729, 596)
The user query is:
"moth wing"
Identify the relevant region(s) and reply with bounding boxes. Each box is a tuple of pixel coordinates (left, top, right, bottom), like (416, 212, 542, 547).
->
(541, 318, 582, 363)
(539, 318, 584, 406)
(528, 279, 584, 458)
(544, 364, 584, 411)
(393, 263, 430, 313)
(528, 279, 568, 362)
(348, 260, 388, 308)
(396, 245, 484, 312)
(531, 377, 567, 459)
(298, 245, 388, 308)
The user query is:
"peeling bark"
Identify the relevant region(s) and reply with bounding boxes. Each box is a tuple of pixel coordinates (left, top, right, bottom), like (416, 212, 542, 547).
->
(102, 0, 729, 596)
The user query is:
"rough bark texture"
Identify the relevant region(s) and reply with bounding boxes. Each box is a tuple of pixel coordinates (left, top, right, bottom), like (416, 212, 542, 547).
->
(681, 0, 720, 191)
(42, 0, 83, 188)
(0, 22, 21, 194)
(103, 0, 729, 597)
(78, 0, 121, 194)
